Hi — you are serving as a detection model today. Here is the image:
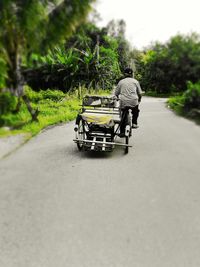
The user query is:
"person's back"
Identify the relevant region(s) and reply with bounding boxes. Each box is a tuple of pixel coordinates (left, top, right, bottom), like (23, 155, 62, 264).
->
(116, 77, 142, 108)
(115, 68, 142, 134)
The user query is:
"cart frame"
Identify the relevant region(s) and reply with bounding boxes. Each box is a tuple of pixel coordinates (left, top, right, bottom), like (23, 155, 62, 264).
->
(73, 95, 132, 153)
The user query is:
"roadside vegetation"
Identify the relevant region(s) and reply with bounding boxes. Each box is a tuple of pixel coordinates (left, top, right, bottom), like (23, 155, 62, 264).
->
(0, 1, 199, 140)
(0, 86, 111, 138)
(168, 81, 200, 123)
(135, 33, 200, 122)
(0, 87, 80, 137)
(0, 2, 133, 138)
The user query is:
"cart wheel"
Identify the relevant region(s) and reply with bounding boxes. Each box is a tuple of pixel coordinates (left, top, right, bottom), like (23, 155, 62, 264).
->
(125, 136, 129, 154)
(76, 120, 85, 151)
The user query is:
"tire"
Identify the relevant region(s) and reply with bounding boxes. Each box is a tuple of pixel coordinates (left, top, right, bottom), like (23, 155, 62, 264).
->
(125, 135, 129, 154)
(76, 120, 85, 151)
(127, 111, 132, 137)
(129, 126, 132, 137)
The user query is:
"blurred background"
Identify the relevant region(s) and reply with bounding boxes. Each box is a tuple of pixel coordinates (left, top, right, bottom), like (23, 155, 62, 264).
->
(0, 0, 199, 138)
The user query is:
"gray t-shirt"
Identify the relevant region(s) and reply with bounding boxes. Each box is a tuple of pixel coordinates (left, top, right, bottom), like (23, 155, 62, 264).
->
(115, 77, 142, 108)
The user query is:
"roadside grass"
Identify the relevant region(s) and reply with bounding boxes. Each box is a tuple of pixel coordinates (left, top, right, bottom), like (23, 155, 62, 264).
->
(167, 95, 185, 114)
(0, 87, 111, 138)
(168, 95, 200, 125)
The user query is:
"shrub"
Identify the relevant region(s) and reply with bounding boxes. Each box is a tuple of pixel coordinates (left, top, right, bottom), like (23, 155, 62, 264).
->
(183, 81, 200, 111)
(41, 89, 65, 101)
(25, 86, 65, 102)
(168, 95, 185, 114)
(168, 81, 200, 122)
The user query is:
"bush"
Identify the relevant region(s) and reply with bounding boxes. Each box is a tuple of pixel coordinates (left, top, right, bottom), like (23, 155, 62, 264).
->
(0, 87, 82, 136)
(183, 81, 200, 111)
(0, 92, 17, 116)
(168, 95, 185, 114)
(25, 86, 65, 102)
(138, 33, 200, 95)
(168, 81, 200, 122)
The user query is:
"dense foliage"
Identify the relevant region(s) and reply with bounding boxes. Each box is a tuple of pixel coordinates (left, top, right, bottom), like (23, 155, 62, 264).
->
(0, 0, 94, 95)
(168, 81, 200, 120)
(183, 82, 200, 111)
(0, 0, 199, 131)
(106, 19, 133, 72)
(0, 86, 81, 133)
(0, 86, 111, 136)
(138, 33, 200, 94)
(24, 22, 132, 91)
(0, 92, 17, 116)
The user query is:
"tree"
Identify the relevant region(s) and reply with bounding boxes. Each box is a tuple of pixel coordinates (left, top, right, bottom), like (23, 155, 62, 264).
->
(65, 22, 120, 89)
(107, 19, 132, 71)
(0, 0, 94, 97)
(167, 34, 200, 91)
(139, 44, 174, 93)
(138, 33, 200, 94)
(24, 22, 121, 91)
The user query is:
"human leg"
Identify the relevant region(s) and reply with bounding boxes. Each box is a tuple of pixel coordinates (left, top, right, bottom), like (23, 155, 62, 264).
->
(120, 108, 128, 135)
(131, 105, 140, 126)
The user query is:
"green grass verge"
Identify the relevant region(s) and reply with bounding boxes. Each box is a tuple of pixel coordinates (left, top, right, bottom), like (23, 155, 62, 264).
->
(168, 95, 200, 125)
(167, 95, 185, 114)
(0, 87, 111, 138)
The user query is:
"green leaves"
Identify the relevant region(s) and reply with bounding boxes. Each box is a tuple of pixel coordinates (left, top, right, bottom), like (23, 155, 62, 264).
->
(0, 91, 17, 116)
(183, 81, 200, 110)
(42, 0, 94, 51)
(138, 33, 200, 94)
(0, 0, 94, 92)
(168, 81, 200, 121)
(24, 21, 122, 91)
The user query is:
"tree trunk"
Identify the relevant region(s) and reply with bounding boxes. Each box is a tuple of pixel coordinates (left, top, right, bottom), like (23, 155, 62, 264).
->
(7, 48, 39, 121)
(7, 48, 24, 113)
(7, 46, 24, 97)
(22, 95, 39, 122)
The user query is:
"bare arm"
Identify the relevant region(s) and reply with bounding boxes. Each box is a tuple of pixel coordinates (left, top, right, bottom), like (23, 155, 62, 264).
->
(136, 81, 142, 103)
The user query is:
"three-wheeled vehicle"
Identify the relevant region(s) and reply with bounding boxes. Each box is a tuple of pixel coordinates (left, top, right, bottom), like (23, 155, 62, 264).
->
(73, 95, 133, 153)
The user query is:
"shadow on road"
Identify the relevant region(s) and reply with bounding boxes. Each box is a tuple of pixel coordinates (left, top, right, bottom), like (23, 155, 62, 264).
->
(70, 144, 128, 159)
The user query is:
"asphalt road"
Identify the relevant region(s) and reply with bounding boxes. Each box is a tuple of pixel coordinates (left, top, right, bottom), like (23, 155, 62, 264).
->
(0, 97, 200, 267)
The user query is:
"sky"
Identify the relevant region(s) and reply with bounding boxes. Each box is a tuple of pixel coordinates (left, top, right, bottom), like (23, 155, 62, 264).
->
(94, 0, 200, 49)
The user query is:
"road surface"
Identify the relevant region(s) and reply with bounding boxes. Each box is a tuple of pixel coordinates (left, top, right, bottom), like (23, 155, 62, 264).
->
(0, 97, 200, 267)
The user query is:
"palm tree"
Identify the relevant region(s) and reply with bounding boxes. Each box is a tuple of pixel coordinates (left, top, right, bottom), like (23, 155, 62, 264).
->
(0, 0, 94, 97)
